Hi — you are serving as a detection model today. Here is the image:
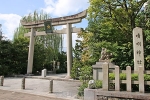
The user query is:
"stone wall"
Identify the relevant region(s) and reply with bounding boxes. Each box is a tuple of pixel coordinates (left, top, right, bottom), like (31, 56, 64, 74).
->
(84, 89, 150, 100)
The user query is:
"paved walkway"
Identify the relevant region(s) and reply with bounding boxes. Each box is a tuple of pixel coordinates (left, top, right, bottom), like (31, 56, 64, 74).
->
(0, 89, 67, 100)
(0, 74, 81, 100)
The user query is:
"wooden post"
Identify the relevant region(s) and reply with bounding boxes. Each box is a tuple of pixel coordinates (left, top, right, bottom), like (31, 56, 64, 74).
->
(49, 80, 53, 93)
(0, 76, 4, 86)
(139, 66, 145, 93)
(21, 77, 25, 89)
(126, 66, 132, 92)
(115, 66, 120, 91)
(102, 62, 109, 91)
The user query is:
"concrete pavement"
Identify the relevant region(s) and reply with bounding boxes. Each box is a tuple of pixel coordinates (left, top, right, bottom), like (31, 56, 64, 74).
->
(0, 74, 82, 100)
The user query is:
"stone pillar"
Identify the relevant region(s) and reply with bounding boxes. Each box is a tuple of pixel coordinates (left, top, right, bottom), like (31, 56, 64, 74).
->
(84, 88, 96, 100)
(115, 66, 120, 91)
(49, 80, 53, 93)
(126, 66, 131, 92)
(66, 23, 72, 79)
(0, 76, 4, 86)
(139, 66, 145, 93)
(27, 28, 35, 74)
(21, 77, 25, 89)
(102, 62, 109, 91)
(133, 27, 144, 71)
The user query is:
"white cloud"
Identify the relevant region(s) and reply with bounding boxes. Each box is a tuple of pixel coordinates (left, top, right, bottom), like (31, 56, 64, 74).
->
(42, 0, 89, 17)
(0, 14, 21, 40)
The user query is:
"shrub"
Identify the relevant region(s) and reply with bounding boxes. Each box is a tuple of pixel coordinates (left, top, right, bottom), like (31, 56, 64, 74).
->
(79, 65, 93, 83)
(109, 73, 115, 80)
(78, 83, 88, 96)
(109, 73, 150, 81)
(109, 73, 150, 91)
(131, 74, 138, 81)
(95, 80, 102, 88)
(78, 80, 102, 97)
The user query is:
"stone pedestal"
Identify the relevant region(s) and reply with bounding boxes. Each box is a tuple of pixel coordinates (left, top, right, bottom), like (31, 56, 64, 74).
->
(84, 88, 96, 100)
(92, 60, 115, 80)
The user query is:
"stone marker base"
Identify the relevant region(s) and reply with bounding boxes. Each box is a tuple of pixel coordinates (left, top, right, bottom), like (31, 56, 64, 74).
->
(92, 60, 116, 80)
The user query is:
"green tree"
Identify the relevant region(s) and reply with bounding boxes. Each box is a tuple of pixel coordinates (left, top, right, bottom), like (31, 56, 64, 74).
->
(0, 37, 12, 75)
(11, 37, 29, 74)
(13, 11, 63, 61)
(71, 39, 83, 79)
(143, 0, 150, 69)
(13, 11, 64, 73)
(87, 0, 147, 69)
(71, 31, 94, 80)
(0, 36, 46, 75)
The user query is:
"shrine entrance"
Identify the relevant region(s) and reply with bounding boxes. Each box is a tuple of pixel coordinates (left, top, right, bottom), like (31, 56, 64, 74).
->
(21, 10, 87, 78)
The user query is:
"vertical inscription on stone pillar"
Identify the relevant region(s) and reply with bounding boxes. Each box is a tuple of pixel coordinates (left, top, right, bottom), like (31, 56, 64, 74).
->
(133, 27, 144, 71)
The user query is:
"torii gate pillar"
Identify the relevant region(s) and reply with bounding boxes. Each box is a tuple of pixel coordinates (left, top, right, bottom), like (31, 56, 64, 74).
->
(27, 28, 35, 74)
(66, 23, 72, 78)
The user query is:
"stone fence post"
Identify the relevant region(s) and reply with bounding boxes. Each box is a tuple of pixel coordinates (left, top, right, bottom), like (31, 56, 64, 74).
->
(21, 77, 25, 89)
(0, 76, 4, 86)
(126, 66, 131, 92)
(102, 62, 109, 90)
(139, 66, 144, 93)
(49, 80, 53, 93)
(115, 66, 120, 91)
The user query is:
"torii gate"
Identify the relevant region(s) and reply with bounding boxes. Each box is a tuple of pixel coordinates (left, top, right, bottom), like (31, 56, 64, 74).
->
(21, 10, 87, 78)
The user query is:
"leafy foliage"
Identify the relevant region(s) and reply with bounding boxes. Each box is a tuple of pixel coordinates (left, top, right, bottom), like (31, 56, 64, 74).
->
(0, 36, 49, 75)
(109, 73, 150, 81)
(78, 83, 88, 96)
(86, 0, 148, 69)
(56, 52, 67, 73)
(12, 11, 66, 74)
(79, 65, 93, 83)
(0, 38, 13, 75)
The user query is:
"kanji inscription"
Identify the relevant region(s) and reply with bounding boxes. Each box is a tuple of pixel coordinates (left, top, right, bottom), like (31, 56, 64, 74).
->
(133, 27, 144, 71)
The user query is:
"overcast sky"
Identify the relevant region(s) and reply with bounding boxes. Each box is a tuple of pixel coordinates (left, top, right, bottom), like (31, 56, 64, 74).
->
(0, 0, 89, 50)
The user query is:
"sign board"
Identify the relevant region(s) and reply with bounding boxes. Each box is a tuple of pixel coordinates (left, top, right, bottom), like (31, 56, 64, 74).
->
(133, 27, 144, 71)
(44, 21, 53, 33)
